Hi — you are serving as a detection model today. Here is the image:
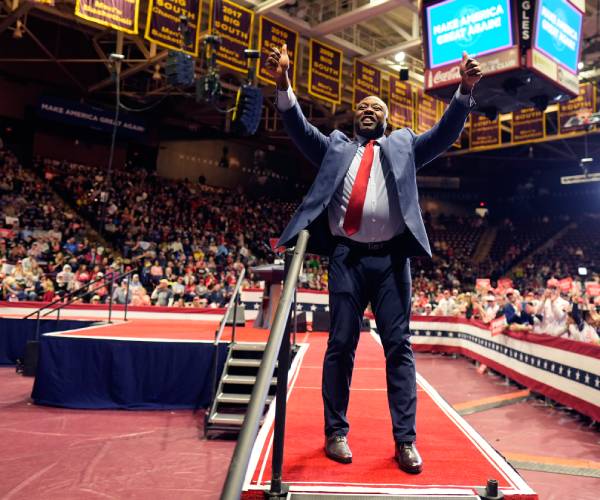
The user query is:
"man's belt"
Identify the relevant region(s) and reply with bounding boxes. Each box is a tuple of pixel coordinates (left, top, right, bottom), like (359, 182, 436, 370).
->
(333, 234, 402, 252)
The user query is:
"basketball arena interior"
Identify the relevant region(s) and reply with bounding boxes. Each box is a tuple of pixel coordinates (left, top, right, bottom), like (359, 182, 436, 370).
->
(1, 0, 599, 499)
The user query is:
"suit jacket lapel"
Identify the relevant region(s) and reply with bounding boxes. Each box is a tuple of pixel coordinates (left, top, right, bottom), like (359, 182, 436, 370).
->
(331, 139, 359, 192)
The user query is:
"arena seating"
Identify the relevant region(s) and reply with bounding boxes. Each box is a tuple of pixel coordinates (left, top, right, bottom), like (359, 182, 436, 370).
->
(1, 145, 598, 342)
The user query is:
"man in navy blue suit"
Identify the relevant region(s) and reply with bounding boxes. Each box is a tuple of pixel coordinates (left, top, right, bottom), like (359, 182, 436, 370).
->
(267, 45, 482, 474)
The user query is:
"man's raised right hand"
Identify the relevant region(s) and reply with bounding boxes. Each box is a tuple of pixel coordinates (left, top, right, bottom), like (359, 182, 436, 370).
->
(265, 44, 290, 90)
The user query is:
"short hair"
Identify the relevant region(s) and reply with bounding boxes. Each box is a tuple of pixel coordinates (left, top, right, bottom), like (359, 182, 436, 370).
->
(357, 96, 389, 120)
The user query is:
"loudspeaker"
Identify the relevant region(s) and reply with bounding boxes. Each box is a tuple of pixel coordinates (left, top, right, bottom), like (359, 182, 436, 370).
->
(225, 305, 246, 326)
(399, 68, 409, 81)
(23, 340, 39, 377)
(165, 50, 195, 87)
(232, 85, 263, 136)
(294, 312, 307, 333)
(312, 310, 330, 331)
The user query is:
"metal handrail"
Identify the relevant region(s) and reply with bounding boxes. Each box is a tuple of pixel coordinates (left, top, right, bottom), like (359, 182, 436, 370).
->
(22, 271, 113, 319)
(37, 268, 136, 320)
(205, 268, 246, 417)
(213, 267, 246, 346)
(24, 268, 136, 340)
(220, 230, 309, 500)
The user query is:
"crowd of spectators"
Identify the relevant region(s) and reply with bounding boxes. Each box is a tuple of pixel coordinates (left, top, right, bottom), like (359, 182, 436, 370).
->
(0, 145, 598, 342)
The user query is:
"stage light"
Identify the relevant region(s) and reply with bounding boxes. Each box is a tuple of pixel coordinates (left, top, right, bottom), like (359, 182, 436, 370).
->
(12, 19, 25, 39)
(578, 61, 584, 70)
(394, 51, 406, 63)
(152, 64, 162, 81)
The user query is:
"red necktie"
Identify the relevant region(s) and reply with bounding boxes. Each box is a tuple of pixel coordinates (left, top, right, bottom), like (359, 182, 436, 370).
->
(343, 140, 375, 236)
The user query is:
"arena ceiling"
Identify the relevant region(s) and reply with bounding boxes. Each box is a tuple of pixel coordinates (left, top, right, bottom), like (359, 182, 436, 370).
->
(0, 0, 599, 144)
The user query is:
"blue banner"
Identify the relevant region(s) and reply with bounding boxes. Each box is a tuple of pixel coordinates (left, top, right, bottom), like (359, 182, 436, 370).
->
(37, 96, 146, 138)
(534, 0, 583, 74)
(425, 0, 514, 68)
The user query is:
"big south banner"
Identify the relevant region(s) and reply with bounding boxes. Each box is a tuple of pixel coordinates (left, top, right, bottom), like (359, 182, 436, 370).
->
(257, 16, 299, 87)
(353, 60, 381, 109)
(209, 0, 254, 73)
(308, 39, 343, 105)
(75, 0, 140, 34)
(388, 76, 414, 129)
(145, 0, 202, 56)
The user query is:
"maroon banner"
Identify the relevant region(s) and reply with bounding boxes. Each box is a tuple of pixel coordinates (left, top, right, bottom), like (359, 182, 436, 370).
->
(512, 107, 545, 143)
(308, 39, 342, 105)
(415, 88, 439, 134)
(257, 16, 299, 87)
(353, 60, 381, 109)
(75, 0, 139, 34)
(470, 114, 500, 149)
(388, 76, 413, 129)
(145, 0, 201, 56)
(558, 83, 596, 135)
(209, 0, 254, 73)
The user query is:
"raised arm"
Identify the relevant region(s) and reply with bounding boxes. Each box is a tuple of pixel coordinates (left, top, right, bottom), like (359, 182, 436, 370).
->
(266, 44, 330, 167)
(414, 52, 482, 169)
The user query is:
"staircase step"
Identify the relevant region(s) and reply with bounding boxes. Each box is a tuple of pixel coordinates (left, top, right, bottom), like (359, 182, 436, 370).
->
(217, 393, 275, 404)
(231, 343, 267, 352)
(222, 374, 277, 385)
(208, 412, 245, 426)
(228, 358, 277, 368)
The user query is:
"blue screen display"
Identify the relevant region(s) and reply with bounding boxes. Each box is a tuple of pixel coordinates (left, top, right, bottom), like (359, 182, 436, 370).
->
(426, 0, 514, 68)
(534, 0, 583, 74)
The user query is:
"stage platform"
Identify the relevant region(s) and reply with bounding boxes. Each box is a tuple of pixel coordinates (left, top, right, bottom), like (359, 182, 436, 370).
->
(21, 315, 536, 498)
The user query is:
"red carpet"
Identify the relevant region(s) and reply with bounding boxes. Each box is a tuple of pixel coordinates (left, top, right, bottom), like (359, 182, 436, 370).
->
(245, 331, 537, 498)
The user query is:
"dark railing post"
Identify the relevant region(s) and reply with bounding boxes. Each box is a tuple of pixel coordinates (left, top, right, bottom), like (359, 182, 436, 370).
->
(108, 276, 115, 324)
(35, 311, 41, 341)
(220, 231, 308, 500)
(231, 295, 239, 344)
(267, 250, 294, 498)
(123, 276, 131, 321)
(292, 288, 298, 348)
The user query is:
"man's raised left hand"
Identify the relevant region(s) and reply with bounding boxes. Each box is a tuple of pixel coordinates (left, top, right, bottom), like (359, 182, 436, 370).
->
(459, 51, 482, 94)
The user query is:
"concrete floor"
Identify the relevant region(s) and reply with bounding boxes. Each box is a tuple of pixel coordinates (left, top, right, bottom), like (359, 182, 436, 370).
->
(415, 353, 600, 500)
(0, 352, 598, 499)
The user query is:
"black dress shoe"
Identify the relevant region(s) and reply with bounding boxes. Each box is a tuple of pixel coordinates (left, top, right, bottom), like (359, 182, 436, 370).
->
(395, 442, 423, 474)
(325, 435, 352, 464)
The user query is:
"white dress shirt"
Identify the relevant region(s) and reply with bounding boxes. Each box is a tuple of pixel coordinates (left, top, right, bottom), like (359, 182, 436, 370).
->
(276, 86, 470, 243)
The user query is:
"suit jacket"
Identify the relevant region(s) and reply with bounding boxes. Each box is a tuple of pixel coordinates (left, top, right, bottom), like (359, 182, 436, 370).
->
(277, 94, 474, 257)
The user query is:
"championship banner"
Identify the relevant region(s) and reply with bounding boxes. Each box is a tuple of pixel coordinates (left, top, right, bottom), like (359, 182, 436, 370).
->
(470, 114, 500, 149)
(145, 0, 202, 56)
(257, 16, 299, 86)
(308, 39, 342, 105)
(388, 76, 413, 129)
(75, 0, 139, 34)
(558, 83, 596, 135)
(209, 0, 254, 73)
(415, 88, 439, 134)
(512, 107, 545, 143)
(353, 60, 381, 109)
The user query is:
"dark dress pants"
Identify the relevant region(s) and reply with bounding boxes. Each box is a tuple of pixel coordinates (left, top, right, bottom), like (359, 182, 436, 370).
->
(323, 240, 416, 443)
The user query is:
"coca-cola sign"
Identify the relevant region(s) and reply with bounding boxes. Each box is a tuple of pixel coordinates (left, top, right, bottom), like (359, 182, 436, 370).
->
(426, 48, 519, 89)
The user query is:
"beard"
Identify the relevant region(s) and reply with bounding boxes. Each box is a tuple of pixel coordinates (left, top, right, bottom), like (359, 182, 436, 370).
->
(354, 120, 386, 139)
